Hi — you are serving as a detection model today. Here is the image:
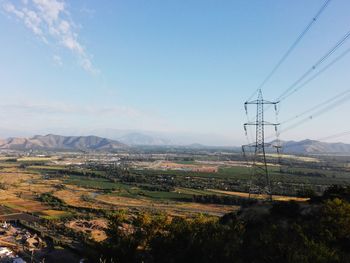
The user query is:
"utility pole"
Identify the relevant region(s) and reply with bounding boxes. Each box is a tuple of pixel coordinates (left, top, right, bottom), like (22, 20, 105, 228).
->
(243, 89, 280, 200)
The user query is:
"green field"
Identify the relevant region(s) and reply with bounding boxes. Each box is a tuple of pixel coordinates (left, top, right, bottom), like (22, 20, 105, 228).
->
(133, 166, 253, 180)
(64, 175, 128, 190)
(6, 152, 349, 200)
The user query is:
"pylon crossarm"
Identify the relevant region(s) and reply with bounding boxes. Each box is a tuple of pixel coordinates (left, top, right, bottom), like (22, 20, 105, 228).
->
(243, 143, 273, 148)
(245, 100, 278, 105)
(244, 122, 280, 126)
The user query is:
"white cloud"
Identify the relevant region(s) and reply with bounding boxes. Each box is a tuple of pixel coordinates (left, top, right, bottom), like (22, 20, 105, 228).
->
(2, 0, 98, 74)
(3, 3, 24, 19)
(23, 8, 44, 37)
(32, 0, 64, 25)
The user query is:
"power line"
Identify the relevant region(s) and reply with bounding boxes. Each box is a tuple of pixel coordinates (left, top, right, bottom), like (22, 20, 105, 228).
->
(246, 0, 332, 101)
(278, 46, 350, 102)
(280, 89, 350, 125)
(318, 130, 350, 141)
(281, 94, 350, 134)
(276, 28, 350, 102)
(264, 45, 350, 141)
(265, 91, 350, 141)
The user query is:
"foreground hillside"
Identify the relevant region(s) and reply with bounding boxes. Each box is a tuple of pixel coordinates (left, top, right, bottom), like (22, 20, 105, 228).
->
(0, 152, 350, 262)
(97, 186, 350, 263)
(0, 134, 127, 151)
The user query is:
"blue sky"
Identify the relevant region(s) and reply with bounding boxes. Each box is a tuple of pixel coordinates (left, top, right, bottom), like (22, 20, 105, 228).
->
(1, 0, 350, 145)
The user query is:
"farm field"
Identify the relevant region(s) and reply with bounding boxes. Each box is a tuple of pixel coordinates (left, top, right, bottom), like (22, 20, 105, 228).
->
(0, 156, 244, 219)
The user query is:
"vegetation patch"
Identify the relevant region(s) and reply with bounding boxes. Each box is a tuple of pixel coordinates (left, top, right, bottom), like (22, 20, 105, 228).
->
(40, 209, 72, 220)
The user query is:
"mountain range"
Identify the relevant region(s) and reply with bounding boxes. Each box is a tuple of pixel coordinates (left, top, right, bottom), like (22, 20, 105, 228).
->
(0, 134, 350, 154)
(0, 134, 127, 151)
(278, 139, 350, 154)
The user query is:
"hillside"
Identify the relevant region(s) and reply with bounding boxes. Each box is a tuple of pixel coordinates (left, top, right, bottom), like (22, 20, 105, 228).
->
(0, 134, 127, 151)
(279, 139, 350, 154)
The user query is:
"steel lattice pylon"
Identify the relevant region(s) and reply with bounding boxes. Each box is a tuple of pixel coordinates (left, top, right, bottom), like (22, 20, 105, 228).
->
(243, 89, 280, 200)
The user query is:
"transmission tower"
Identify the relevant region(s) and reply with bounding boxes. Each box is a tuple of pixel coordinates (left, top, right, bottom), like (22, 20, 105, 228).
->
(243, 89, 280, 200)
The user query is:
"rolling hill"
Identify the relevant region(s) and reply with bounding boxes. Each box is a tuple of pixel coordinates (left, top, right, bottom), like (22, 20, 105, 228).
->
(0, 134, 127, 151)
(278, 139, 350, 154)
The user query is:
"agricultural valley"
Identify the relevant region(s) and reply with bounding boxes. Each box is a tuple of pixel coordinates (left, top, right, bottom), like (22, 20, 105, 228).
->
(0, 139, 350, 262)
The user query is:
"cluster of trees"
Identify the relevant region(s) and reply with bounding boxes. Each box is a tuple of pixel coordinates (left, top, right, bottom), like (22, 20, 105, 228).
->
(138, 184, 175, 192)
(296, 188, 316, 198)
(321, 184, 350, 202)
(38, 192, 113, 219)
(132, 169, 246, 193)
(95, 185, 350, 263)
(192, 194, 256, 206)
(39, 193, 66, 208)
(280, 169, 325, 177)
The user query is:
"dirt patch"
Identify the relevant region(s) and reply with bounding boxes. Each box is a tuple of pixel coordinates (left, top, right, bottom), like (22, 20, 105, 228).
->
(66, 219, 108, 242)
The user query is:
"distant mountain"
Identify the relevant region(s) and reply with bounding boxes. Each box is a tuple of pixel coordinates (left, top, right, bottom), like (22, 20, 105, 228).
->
(1, 134, 349, 154)
(0, 134, 127, 151)
(277, 139, 350, 154)
(118, 132, 171, 146)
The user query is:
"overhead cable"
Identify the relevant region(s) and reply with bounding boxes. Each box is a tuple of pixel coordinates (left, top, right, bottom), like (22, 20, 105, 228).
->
(246, 0, 332, 101)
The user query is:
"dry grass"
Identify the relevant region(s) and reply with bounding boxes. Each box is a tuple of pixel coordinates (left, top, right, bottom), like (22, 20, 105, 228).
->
(53, 186, 110, 209)
(208, 189, 309, 202)
(41, 210, 68, 216)
(17, 157, 57, 162)
(0, 195, 48, 212)
(53, 189, 94, 208)
(174, 202, 238, 215)
(39, 209, 71, 220)
(0, 169, 51, 213)
(96, 195, 153, 209)
(0, 171, 38, 185)
(265, 153, 319, 163)
(96, 194, 237, 216)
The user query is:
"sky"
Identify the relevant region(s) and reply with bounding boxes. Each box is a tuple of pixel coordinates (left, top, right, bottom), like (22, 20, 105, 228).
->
(1, 0, 350, 145)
